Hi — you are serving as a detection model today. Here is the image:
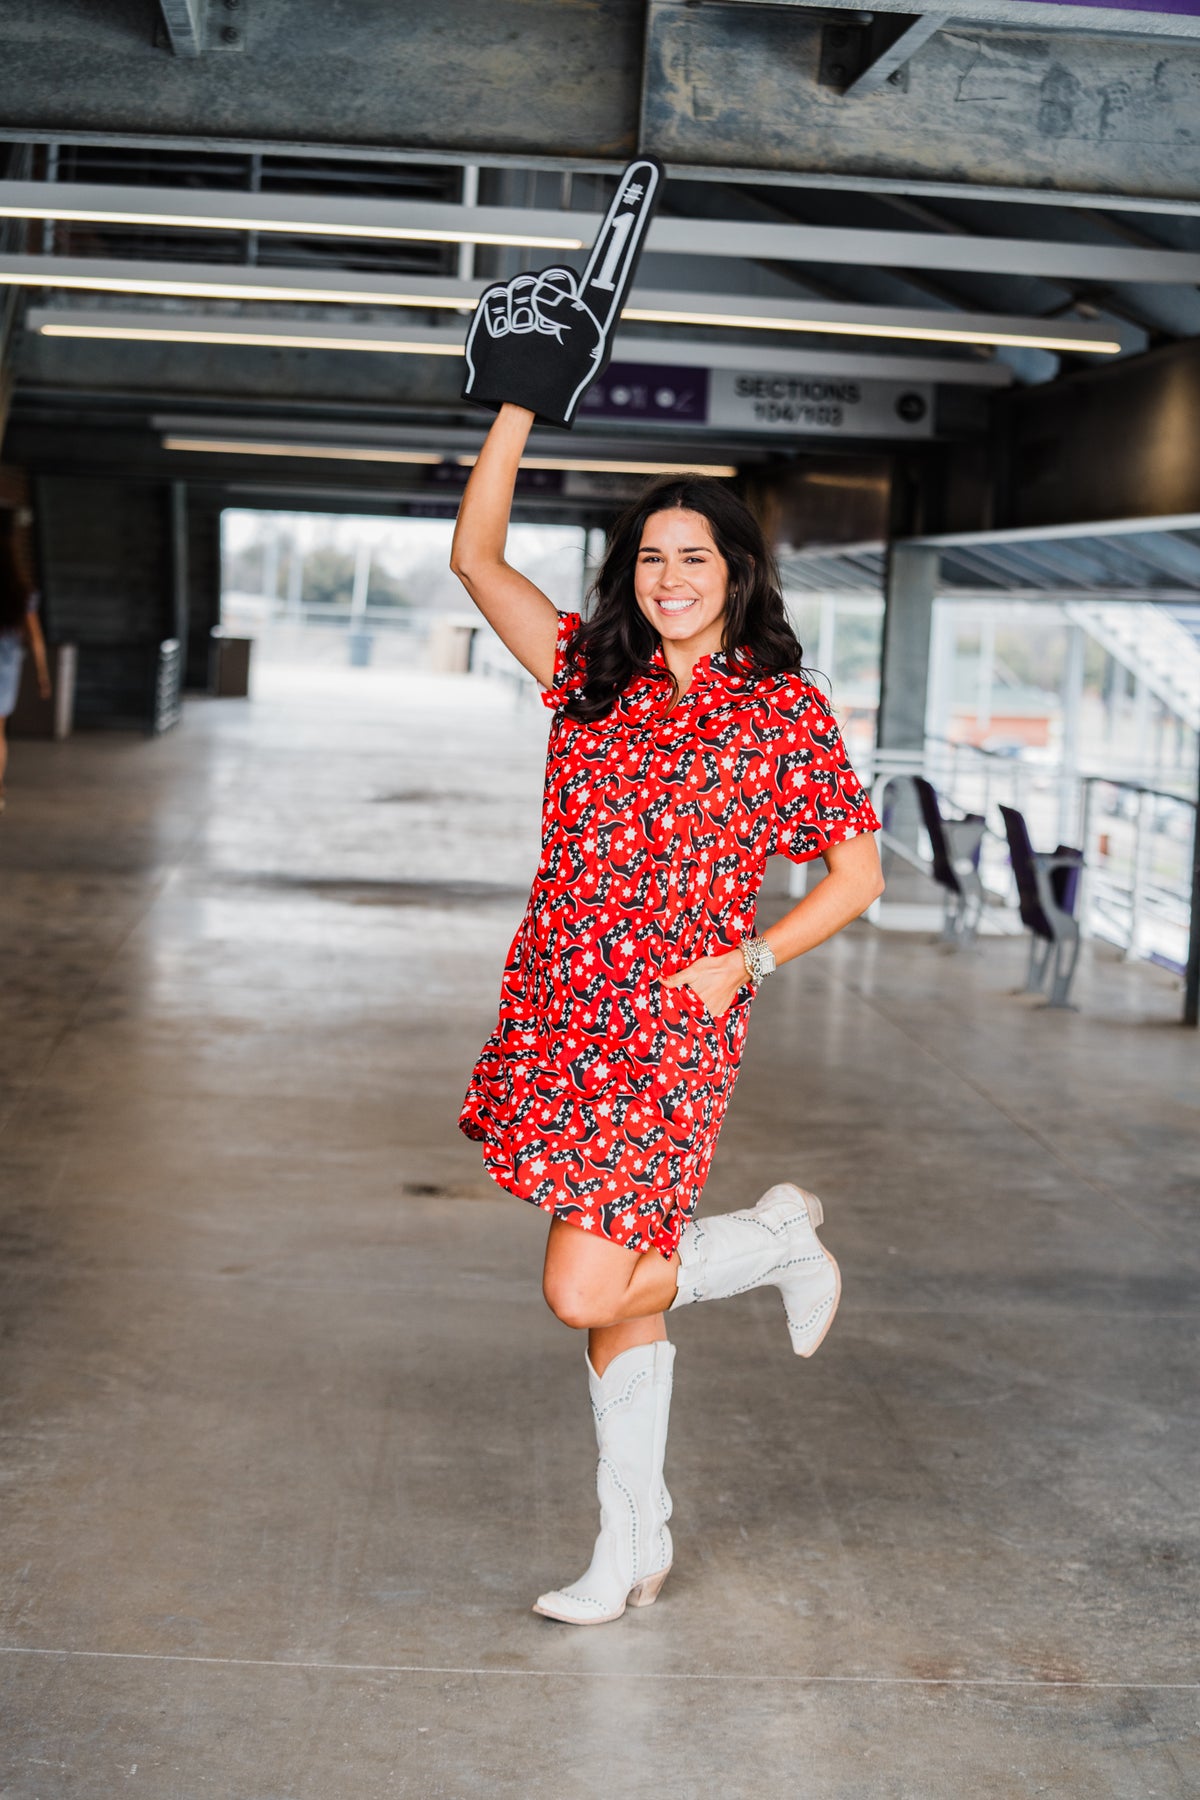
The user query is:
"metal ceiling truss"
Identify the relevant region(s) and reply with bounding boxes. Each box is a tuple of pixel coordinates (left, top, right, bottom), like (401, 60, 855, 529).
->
(3, 180, 1198, 289)
(2, 0, 1200, 206)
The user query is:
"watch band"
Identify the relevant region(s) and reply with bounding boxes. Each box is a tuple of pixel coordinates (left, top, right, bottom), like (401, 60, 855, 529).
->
(740, 935, 777, 986)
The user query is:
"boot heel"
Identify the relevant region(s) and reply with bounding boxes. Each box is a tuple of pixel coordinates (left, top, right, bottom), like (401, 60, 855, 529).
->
(782, 1248, 841, 1357)
(803, 1191, 824, 1230)
(762, 1182, 823, 1229)
(627, 1564, 671, 1607)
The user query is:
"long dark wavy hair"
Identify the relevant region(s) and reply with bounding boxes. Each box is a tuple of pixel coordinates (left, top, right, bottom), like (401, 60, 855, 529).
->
(564, 474, 805, 723)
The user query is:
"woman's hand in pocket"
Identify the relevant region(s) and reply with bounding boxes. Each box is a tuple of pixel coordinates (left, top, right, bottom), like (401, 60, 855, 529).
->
(661, 950, 747, 1020)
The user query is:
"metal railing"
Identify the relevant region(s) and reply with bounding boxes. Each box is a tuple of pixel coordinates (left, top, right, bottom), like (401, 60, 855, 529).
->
(863, 739, 1197, 981)
(1078, 776, 1196, 974)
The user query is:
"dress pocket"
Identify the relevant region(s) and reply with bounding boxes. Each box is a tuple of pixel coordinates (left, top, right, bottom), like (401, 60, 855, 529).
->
(677, 980, 720, 1033)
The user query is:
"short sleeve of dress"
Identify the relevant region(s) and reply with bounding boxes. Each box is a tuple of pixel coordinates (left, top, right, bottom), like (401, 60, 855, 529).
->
(767, 680, 881, 864)
(540, 610, 586, 710)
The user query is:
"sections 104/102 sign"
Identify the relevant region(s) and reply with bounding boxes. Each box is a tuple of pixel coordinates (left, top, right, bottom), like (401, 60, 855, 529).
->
(578, 363, 936, 439)
(708, 372, 934, 438)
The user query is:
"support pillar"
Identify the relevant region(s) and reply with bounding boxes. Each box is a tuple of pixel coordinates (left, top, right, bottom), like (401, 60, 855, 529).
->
(876, 543, 938, 846)
(1186, 725, 1200, 1028)
(1059, 619, 1085, 844)
(877, 543, 938, 753)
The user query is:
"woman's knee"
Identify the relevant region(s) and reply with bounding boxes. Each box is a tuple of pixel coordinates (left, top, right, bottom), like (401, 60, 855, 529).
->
(541, 1223, 632, 1329)
(541, 1266, 610, 1330)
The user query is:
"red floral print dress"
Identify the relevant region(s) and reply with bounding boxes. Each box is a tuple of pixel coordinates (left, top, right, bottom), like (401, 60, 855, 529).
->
(460, 612, 880, 1258)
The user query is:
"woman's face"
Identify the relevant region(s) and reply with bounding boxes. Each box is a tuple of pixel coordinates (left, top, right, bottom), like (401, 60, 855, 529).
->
(633, 508, 731, 659)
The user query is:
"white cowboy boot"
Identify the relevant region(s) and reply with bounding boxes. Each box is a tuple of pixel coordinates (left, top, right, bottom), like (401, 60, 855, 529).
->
(670, 1183, 841, 1357)
(533, 1340, 675, 1625)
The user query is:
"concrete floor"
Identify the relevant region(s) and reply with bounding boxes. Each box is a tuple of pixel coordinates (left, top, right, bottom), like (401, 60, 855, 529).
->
(1, 662, 1197, 1800)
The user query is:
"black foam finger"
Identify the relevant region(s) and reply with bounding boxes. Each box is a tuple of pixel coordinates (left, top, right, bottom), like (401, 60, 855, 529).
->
(460, 157, 665, 428)
(578, 158, 664, 340)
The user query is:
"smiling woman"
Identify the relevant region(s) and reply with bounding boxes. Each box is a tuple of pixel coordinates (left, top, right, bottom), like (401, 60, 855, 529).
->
(563, 473, 808, 723)
(450, 400, 883, 1628)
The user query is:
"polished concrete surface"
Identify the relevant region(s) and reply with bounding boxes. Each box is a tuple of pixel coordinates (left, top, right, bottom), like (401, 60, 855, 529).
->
(1, 663, 1197, 1799)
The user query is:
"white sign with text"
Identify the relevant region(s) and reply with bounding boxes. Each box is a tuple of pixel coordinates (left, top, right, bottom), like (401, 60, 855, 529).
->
(708, 372, 935, 438)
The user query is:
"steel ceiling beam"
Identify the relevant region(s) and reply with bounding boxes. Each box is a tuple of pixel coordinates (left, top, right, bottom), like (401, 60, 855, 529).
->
(157, 0, 204, 59)
(643, 0, 1200, 200)
(731, 0, 1200, 40)
(1, 1, 1200, 205)
(6, 180, 1200, 288)
(5, 132, 1200, 224)
(836, 16, 946, 99)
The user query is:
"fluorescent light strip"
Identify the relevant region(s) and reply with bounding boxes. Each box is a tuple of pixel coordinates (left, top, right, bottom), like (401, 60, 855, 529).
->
(164, 437, 736, 477)
(623, 306, 1122, 355)
(5, 271, 471, 307)
(163, 437, 444, 465)
(41, 322, 464, 355)
(0, 203, 582, 251)
(457, 455, 737, 476)
(10, 270, 1119, 355)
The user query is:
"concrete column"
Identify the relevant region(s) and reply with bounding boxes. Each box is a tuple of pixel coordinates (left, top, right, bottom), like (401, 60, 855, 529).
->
(349, 538, 371, 625)
(261, 519, 280, 607)
(976, 609, 995, 739)
(285, 536, 304, 621)
(169, 483, 189, 645)
(876, 542, 938, 852)
(877, 543, 938, 753)
(1186, 723, 1200, 1028)
(1059, 620, 1085, 843)
(925, 598, 954, 749)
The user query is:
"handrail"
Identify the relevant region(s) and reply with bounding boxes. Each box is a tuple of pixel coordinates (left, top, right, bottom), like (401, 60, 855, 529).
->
(1079, 772, 1196, 809)
(866, 746, 1196, 1003)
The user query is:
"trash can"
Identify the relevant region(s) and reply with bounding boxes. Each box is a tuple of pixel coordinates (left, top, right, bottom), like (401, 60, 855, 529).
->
(348, 630, 374, 668)
(428, 619, 477, 674)
(210, 631, 253, 697)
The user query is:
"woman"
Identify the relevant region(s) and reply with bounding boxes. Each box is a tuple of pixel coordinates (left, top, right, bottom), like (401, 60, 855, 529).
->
(451, 403, 883, 1626)
(0, 506, 51, 812)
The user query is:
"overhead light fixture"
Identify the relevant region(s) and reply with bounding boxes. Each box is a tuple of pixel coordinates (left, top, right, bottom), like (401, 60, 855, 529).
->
(163, 437, 444, 465)
(4, 268, 474, 308)
(622, 306, 1121, 355)
(455, 454, 738, 476)
(0, 206, 582, 250)
(162, 437, 736, 477)
(4, 257, 1123, 355)
(29, 309, 1016, 386)
(0, 183, 583, 251)
(39, 321, 464, 355)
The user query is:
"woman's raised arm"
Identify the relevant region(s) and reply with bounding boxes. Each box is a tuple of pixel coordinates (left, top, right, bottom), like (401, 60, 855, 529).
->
(449, 404, 563, 688)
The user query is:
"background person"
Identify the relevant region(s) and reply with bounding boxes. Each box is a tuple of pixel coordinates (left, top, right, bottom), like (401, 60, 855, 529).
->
(451, 402, 883, 1626)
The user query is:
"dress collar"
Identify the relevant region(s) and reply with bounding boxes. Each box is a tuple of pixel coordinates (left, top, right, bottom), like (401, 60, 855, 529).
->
(646, 642, 744, 696)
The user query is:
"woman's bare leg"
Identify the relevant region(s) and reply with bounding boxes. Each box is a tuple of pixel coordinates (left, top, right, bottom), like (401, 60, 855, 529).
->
(587, 1315, 667, 1378)
(542, 1216, 679, 1367)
